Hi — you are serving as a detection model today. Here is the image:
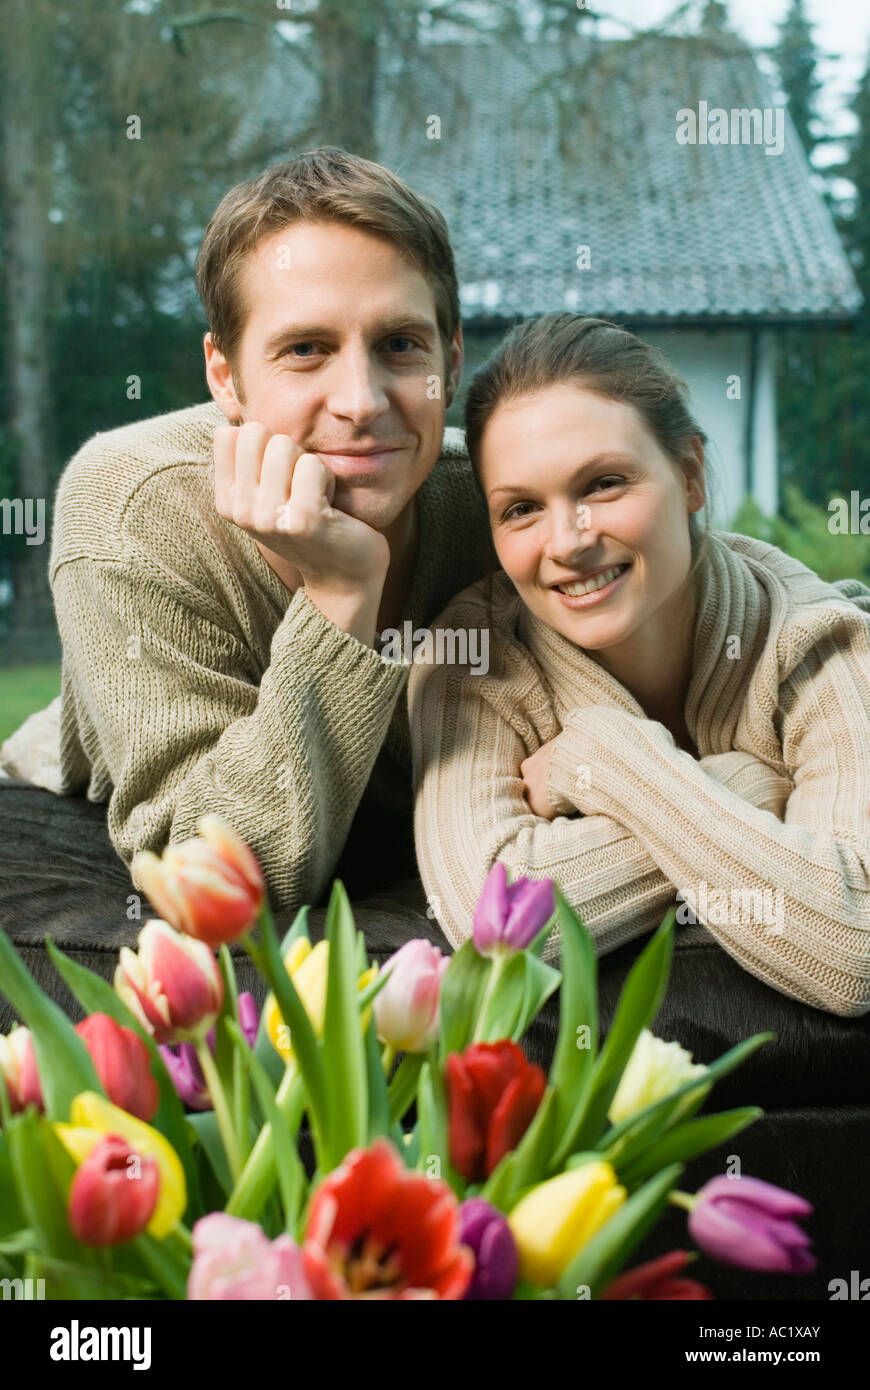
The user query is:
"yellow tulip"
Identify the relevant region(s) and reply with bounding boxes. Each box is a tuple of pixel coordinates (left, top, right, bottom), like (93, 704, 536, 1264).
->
(263, 937, 378, 1063)
(508, 1161, 627, 1287)
(55, 1091, 186, 1239)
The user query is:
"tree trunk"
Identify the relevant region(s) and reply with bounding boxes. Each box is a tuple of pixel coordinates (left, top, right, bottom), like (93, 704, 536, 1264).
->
(316, 0, 383, 158)
(1, 0, 59, 663)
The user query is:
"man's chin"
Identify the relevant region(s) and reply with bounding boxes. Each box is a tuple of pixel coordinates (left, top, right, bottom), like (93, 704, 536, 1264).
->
(330, 482, 408, 533)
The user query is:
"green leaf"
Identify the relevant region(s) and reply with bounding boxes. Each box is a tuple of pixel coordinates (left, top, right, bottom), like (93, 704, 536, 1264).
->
(7, 1110, 98, 1266)
(45, 938, 203, 1222)
(363, 1019, 390, 1143)
(254, 903, 327, 1154)
(0, 1129, 25, 1238)
(252, 907, 310, 1088)
(322, 881, 368, 1167)
(131, 1232, 189, 1300)
(27, 1252, 159, 1301)
(388, 1054, 424, 1127)
(618, 1107, 763, 1189)
(225, 1019, 306, 1234)
(556, 1162, 684, 1300)
(438, 940, 491, 1056)
(546, 891, 598, 1165)
(554, 909, 675, 1166)
(416, 1059, 457, 1194)
(0, 928, 102, 1119)
(187, 1110, 232, 1197)
(478, 952, 561, 1043)
(481, 1089, 558, 1212)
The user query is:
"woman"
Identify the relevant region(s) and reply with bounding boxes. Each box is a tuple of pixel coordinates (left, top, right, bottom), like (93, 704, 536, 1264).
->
(409, 314, 870, 1017)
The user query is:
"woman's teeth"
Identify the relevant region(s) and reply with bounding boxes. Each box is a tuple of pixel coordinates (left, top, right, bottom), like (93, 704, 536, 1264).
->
(556, 564, 628, 597)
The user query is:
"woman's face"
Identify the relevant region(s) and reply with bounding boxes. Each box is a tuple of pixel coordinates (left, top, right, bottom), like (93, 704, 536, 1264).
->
(477, 383, 706, 658)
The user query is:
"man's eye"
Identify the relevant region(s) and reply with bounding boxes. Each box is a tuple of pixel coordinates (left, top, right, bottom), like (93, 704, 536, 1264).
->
(285, 342, 320, 358)
(384, 336, 418, 353)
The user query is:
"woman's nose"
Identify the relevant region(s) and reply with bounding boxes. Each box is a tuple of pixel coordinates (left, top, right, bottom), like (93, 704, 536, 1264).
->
(545, 502, 600, 563)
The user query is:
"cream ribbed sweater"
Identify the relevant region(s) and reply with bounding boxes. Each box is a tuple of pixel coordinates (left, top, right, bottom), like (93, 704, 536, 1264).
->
(409, 533, 870, 1018)
(33, 401, 496, 911)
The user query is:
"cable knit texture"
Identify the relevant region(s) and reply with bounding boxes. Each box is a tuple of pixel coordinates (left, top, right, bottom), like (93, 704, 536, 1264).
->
(3, 400, 497, 915)
(409, 533, 870, 1018)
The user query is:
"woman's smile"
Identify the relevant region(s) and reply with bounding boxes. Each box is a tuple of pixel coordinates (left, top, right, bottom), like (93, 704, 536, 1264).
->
(550, 562, 632, 606)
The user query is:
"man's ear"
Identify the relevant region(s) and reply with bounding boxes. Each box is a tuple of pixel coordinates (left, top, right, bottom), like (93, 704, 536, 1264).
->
(444, 324, 463, 410)
(204, 332, 244, 420)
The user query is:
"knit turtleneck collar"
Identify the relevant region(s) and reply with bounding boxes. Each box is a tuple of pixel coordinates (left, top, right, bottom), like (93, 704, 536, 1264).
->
(513, 532, 786, 758)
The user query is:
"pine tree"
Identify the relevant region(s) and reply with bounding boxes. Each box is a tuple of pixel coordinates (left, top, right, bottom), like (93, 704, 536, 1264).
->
(772, 0, 822, 157)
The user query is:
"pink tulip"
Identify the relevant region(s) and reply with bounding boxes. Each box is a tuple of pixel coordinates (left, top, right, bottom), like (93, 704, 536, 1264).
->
(0, 1025, 43, 1115)
(688, 1175, 816, 1274)
(114, 919, 224, 1045)
(187, 1213, 314, 1300)
(473, 862, 555, 957)
(68, 1134, 159, 1247)
(75, 1014, 160, 1123)
(132, 815, 266, 947)
(373, 939, 449, 1053)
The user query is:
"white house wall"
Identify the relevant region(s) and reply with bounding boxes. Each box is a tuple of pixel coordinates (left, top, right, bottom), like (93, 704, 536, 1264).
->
(644, 327, 778, 526)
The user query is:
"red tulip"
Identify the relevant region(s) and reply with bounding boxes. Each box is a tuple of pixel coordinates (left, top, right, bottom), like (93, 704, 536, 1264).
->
(132, 815, 266, 947)
(600, 1250, 715, 1300)
(75, 1014, 159, 1122)
(446, 1040, 547, 1183)
(68, 1134, 159, 1247)
(302, 1139, 473, 1299)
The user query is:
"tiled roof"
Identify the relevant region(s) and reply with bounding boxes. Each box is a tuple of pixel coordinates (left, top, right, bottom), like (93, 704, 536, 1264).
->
(375, 32, 861, 323)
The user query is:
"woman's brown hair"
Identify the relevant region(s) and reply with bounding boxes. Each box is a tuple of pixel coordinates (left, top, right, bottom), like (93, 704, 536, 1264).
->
(463, 313, 712, 574)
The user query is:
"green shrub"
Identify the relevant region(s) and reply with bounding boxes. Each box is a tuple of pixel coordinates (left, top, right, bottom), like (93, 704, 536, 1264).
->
(729, 485, 870, 585)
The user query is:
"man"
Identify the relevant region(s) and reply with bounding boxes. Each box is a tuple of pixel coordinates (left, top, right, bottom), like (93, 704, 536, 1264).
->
(0, 146, 497, 915)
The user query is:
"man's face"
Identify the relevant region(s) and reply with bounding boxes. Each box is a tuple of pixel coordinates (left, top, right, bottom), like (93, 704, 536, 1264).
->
(204, 220, 462, 532)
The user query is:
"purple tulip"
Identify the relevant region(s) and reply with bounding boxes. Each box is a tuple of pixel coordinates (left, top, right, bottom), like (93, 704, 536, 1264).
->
(458, 1198, 518, 1300)
(688, 1175, 816, 1274)
(159, 991, 260, 1111)
(473, 862, 555, 958)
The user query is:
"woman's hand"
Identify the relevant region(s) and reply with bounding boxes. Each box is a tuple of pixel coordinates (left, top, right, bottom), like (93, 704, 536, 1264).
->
(520, 739, 560, 820)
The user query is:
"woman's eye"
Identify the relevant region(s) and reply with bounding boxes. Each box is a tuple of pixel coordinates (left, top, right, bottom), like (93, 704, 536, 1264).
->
(587, 475, 625, 493)
(503, 501, 538, 521)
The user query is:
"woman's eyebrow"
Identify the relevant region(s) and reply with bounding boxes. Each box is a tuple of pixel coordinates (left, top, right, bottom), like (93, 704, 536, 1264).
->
(487, 453, 634, 499)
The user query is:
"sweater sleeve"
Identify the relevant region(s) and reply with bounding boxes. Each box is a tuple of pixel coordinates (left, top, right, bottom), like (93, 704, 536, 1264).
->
(546, 614, 870, 1018)
(52, 555, 409, 914)
(409, 657, 794, 964)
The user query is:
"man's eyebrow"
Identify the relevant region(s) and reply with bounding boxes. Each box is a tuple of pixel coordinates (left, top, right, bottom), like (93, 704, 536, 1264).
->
(262, 316, 438, 355)
(487, 453, 634, 500)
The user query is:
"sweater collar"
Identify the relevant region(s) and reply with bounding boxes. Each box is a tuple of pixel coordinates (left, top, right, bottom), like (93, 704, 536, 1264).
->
(515, 532, 777, 756)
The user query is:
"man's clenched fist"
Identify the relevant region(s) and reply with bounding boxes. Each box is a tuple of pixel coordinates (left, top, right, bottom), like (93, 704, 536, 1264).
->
(214, 422, 390, 644)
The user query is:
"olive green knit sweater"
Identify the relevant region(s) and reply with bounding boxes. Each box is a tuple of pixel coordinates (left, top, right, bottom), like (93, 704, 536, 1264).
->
(37, 401, 497, 909)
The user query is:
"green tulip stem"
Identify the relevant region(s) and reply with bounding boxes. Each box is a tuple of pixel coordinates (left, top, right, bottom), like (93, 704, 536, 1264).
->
(668, 1189, 698, 1212)
(224, 1061, 302, 1219)
(195, 1038, 242, 1183)
(381, 1043, 396, 1076)
(472, 950, 509, 1043)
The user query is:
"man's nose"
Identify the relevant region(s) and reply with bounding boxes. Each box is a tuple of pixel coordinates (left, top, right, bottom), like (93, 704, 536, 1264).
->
(545, 501, 601, 564)
(326, 348, 390, 425)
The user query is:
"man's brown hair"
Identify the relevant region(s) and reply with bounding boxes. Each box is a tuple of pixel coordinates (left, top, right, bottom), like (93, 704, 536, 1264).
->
(195, 146, 461, 382)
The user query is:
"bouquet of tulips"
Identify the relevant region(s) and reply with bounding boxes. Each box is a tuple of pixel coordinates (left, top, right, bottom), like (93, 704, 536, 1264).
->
(0, 816, 816, 1300)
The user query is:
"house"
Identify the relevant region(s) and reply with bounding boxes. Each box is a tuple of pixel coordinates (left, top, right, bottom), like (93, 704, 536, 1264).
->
(375, 30, 862, 523)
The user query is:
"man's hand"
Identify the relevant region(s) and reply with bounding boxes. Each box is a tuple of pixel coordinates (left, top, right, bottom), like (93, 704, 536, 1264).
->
(214, 423, 390, 645)
(520, 739, 560, 820)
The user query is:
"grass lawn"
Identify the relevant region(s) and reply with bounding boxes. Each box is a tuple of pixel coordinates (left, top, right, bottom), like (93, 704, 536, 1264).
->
(0, 664, 62, 744)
